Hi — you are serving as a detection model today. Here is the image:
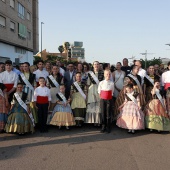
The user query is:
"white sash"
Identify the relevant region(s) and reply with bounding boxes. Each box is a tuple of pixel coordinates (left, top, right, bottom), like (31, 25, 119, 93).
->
(0, 89, 4, 97)
(74, 82, 86, 100)
(155, 89, 166, 109)
(20, 73, 34, 91)
(89, 71, 99, 85)
(14, 93, 35, 126)
(126, 93, 138, 105)
(128, 74, 143, 92)
(145, 75, 154, 86)
(57, 92, 67, 104)
(48, 75, 59, 88)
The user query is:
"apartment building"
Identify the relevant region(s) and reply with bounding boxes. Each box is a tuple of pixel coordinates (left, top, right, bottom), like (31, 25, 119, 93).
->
(0, 0, 39, 65)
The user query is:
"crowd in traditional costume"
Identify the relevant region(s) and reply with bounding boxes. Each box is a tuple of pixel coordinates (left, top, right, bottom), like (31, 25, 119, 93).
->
(0, 58, 170, 135)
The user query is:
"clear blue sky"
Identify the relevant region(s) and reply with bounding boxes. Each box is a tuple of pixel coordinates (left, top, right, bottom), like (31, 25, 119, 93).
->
(39, 0, 170, 64)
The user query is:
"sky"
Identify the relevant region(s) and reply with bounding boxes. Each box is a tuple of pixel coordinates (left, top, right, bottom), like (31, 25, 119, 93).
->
(39, 0, 170, 64)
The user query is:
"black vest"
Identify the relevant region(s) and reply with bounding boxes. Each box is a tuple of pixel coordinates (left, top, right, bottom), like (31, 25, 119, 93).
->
(19, 73, 36, 85)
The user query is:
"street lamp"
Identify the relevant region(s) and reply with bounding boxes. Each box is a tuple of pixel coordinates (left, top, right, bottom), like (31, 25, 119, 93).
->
(41, 22, 44, 58)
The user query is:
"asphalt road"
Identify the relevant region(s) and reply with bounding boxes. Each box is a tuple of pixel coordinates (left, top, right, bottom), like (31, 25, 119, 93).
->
(1, 124, 170, 170)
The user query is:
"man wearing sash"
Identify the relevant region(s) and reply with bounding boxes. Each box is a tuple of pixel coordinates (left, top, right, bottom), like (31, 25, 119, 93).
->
(98, 70, 114, 133)
(0, 60, 18, 103)
(5, 83, 34, 134)
(144, 65, 160, 103)
(34, 77, 51, 132)
(144, 80, 170, 132)
(161, 61, 170, 115)
(85, 61, 104, 125)
(33, 60, 49, 87)
(71, 72, 87, 126)
(116, 83, 144, 134)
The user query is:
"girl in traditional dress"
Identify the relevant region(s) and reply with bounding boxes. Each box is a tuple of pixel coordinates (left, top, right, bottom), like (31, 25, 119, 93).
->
(0, 83, 8, 132)
(85, 61, 104, 125)
(116, 83, 144, 133)
(71, 72, 87, 126)
(50, 85, 75, 129)
(19, 62, 37, 123)
(115, 65, 145, 119)
(144, 80, 170, 132)
(5, 83, 34, 134)
(144, 65, 160, 103)
(46, 65, 63, 112)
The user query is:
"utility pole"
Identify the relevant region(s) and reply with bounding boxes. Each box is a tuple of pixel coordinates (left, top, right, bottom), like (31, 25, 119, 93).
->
(140, 50, 154, 69)
(41, 22, 44, 58)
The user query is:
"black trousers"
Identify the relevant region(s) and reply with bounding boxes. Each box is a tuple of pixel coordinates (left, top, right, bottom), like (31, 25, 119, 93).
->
(36, 103, 49, 131)
(100, 99, 112, 129)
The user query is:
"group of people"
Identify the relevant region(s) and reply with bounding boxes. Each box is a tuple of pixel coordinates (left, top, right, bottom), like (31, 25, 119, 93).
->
(0, 58, 170, 135)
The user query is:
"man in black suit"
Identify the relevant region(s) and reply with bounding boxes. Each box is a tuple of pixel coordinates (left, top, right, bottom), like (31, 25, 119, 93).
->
(64, 63, 76, 98)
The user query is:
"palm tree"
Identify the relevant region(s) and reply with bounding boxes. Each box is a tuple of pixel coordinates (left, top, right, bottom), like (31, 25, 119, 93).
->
(58, 45, 64, 58)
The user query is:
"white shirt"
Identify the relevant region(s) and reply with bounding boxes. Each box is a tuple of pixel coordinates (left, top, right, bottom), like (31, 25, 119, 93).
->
(0, 70, 18, 88)
(34, 86, 51, 102)
(138, 68, 146, 85)
(33, 69, 49, 82)
(69, 71, 74, 79)
(161, 70, 170, 86)
(59, 67, 65, 76)
(98, 79, 114, 95)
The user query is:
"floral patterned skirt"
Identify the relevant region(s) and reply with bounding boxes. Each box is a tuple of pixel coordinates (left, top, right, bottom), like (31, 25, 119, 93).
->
(144, 99, 170, 131)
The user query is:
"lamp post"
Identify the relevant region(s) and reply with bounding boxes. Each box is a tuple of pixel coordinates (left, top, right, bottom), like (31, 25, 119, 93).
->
(41, 22, 44, 57)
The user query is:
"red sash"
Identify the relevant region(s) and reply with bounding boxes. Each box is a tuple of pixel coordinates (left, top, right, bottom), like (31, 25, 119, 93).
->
(164, 83, 170, 90)
(4, 84, 14, 92)
(100, 90, 112, 100)
(37, 96, 48, 104)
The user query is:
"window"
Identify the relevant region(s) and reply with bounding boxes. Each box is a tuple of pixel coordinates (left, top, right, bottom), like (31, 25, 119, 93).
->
(27, 31, 31, 40)
(0, 15, 6, 28)
(10, 21, 15, 32)
(27, 12, 30, 20)
(18, 3, 25, 19)
(15, 47, 26, 54)
(18, 23, 27, 39)
(10, 0, 14, 8)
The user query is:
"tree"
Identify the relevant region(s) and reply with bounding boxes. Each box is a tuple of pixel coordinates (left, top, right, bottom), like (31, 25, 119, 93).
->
(140, 57, 162, 68)
(58, 45, 64, 57)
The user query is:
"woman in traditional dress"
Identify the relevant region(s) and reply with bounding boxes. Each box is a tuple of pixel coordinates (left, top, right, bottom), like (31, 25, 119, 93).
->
(144, 65, 160, 103)
(19, 62, 37, 123)
(46, 65, 63, 112)
(5, 83, 34, 134)
(116, 83, 144, 133)
(114, 65, 145, 119)
(71, 72, 87, 126)
(144, 80, 170, 132)
(0, 83, 8, 132)
(50, 85, 75, 129)
(112, 62, 125, 98)
(85, 61, 104, 125)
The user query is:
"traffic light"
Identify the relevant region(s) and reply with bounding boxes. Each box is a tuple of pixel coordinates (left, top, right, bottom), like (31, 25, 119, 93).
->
(68, 48, 72, 58)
